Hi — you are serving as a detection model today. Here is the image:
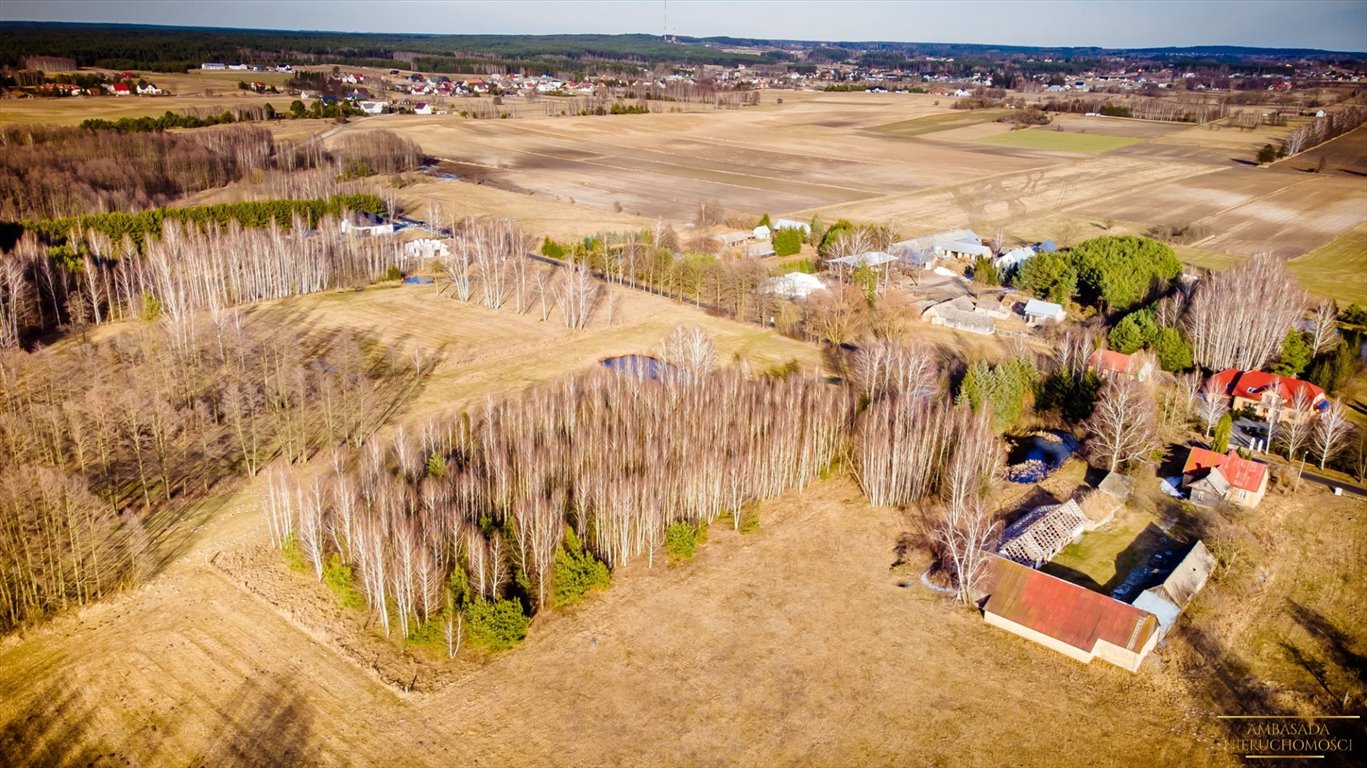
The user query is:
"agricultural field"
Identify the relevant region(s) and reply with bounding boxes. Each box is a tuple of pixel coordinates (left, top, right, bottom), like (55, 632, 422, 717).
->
(313, 91, 1363, 287)
(1287, 224, 1367, 305)
(975, 126, 1142, 154)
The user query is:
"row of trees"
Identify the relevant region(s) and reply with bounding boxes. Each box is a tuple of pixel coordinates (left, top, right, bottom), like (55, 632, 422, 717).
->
(0, 123, 421, 221)
(0, 313, 419, 631)
(265, 328, 849, 642)
(1281, 107, 1366, 156)
(1, 208, 402, 348)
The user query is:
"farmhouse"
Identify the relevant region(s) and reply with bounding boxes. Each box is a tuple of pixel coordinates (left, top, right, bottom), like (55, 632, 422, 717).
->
(921, 296, 999, 335)
(1132, 541, 1216, 639)
(413, 102, 434, 115)
(1205, 369, 1327, 424)
(1181, 447, 1269, 508)
(340, 212, 395, 237)
(1087, 349, 1155, 382)
(982, 555, 1160, 672)
(109, 83, 130, 96)
(1023, 299, 1066, 326)
(997, 499, 1087, 568)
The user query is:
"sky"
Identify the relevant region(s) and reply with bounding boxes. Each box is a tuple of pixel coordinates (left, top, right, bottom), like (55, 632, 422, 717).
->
(3, 0, 1366, 52)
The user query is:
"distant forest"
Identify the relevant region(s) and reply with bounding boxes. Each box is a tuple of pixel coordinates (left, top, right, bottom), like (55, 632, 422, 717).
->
(1, 22, 1360, 76)
(0, 23, 781, 74)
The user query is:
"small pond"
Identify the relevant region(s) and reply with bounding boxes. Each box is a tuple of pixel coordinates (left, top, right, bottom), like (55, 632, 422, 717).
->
(600, 355, 677, 382)
(1005, 431, 1079, 483)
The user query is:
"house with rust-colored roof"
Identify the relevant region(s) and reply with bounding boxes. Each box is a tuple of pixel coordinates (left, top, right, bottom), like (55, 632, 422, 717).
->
(982, 555, 1160, 672)
(1087, 349, 1155, 382)
(1181, 446, 1269, 508)
(1206, 368, 1326, 425)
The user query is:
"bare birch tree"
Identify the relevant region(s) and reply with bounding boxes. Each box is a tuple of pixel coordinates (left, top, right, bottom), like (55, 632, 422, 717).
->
(1185, 253, 1306, 370)
(1086, 377, 1158, 472)
(1313, 400, 1352, 470)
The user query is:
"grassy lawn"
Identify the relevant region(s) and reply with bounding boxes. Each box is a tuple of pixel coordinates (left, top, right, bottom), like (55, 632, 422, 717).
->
(1287, 223, 1367, 306)
(1043, 506, 1172, 593)
(976, 128, 1141, 154)
(869, 108, 1013, 137)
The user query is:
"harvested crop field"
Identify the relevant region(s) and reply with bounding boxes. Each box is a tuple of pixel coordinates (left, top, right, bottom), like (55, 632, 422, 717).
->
(316, 92, 1361, 269)
(1275, 124, 1367, 176)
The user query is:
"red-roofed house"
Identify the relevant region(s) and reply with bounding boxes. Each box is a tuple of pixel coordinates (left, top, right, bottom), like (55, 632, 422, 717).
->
(1087, 349, 1155, 382)
(110, 82, 130, 95)
(982, 555, 1159, 672)
(1181, 446, 1269, 508)
(1206, 369, 1326, 424)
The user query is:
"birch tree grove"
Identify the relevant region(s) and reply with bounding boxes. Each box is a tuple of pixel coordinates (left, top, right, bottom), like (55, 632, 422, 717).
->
(1185, 254, 1307, 371)
(266, 364, 850, 637)
(0, 315, 415, 632)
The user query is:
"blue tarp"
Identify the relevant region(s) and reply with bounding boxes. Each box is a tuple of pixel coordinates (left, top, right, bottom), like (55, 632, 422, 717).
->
(402, 276, 434, 285)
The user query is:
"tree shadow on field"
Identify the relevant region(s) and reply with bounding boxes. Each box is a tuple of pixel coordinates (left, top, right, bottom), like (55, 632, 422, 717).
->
(0, 674, 108, 767)
(192, 673, 318, 768)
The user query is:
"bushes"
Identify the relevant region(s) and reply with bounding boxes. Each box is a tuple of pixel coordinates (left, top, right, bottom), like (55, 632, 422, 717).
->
(1213, 413, 1233, 453)
(1152, 328, 1193, 372)
(956, 357, 1039, 432)
(1067, 236, 1180, 313)
(773, 227, 803, 257)
(551, 527, 610, 607)
(464, 598, 529, 651)
(1015, 251, 1077, 304)
(541, 236, 566, 260)
(323, 555, 365, 610)
(1017, 236, 1179, 314)
(665, 521, 700, 561)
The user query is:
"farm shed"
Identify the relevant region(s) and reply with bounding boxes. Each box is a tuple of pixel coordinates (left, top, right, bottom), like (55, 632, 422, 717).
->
(764, 272, 827, 300)
(745, 240, 775, 258)
(995, 246, 1036, 271)
(1132, 541, 1215, 638)
(403, 238, 450, 260)
(827, 252, 898, 269)
(997, 500, 1087, 568)
(891, 228, 990, 265)
(340, 212, 395, 237)
(1023, 299, 1066, 325)
(921, 297, 997, 336)
(773, 218, 811, 235)
(712, 231, 753, 247)
(982, 555, 1160, 672)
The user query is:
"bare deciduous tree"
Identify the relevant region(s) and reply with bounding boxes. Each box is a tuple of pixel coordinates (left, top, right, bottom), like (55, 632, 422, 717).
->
(1185, 253, 1306, 371)
(1086, 377, 1158, 472)
(1313, 400, 1352, 470)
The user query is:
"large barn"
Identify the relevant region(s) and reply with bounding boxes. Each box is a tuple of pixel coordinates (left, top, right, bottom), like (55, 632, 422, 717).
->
(981, 555, 1160, 672)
